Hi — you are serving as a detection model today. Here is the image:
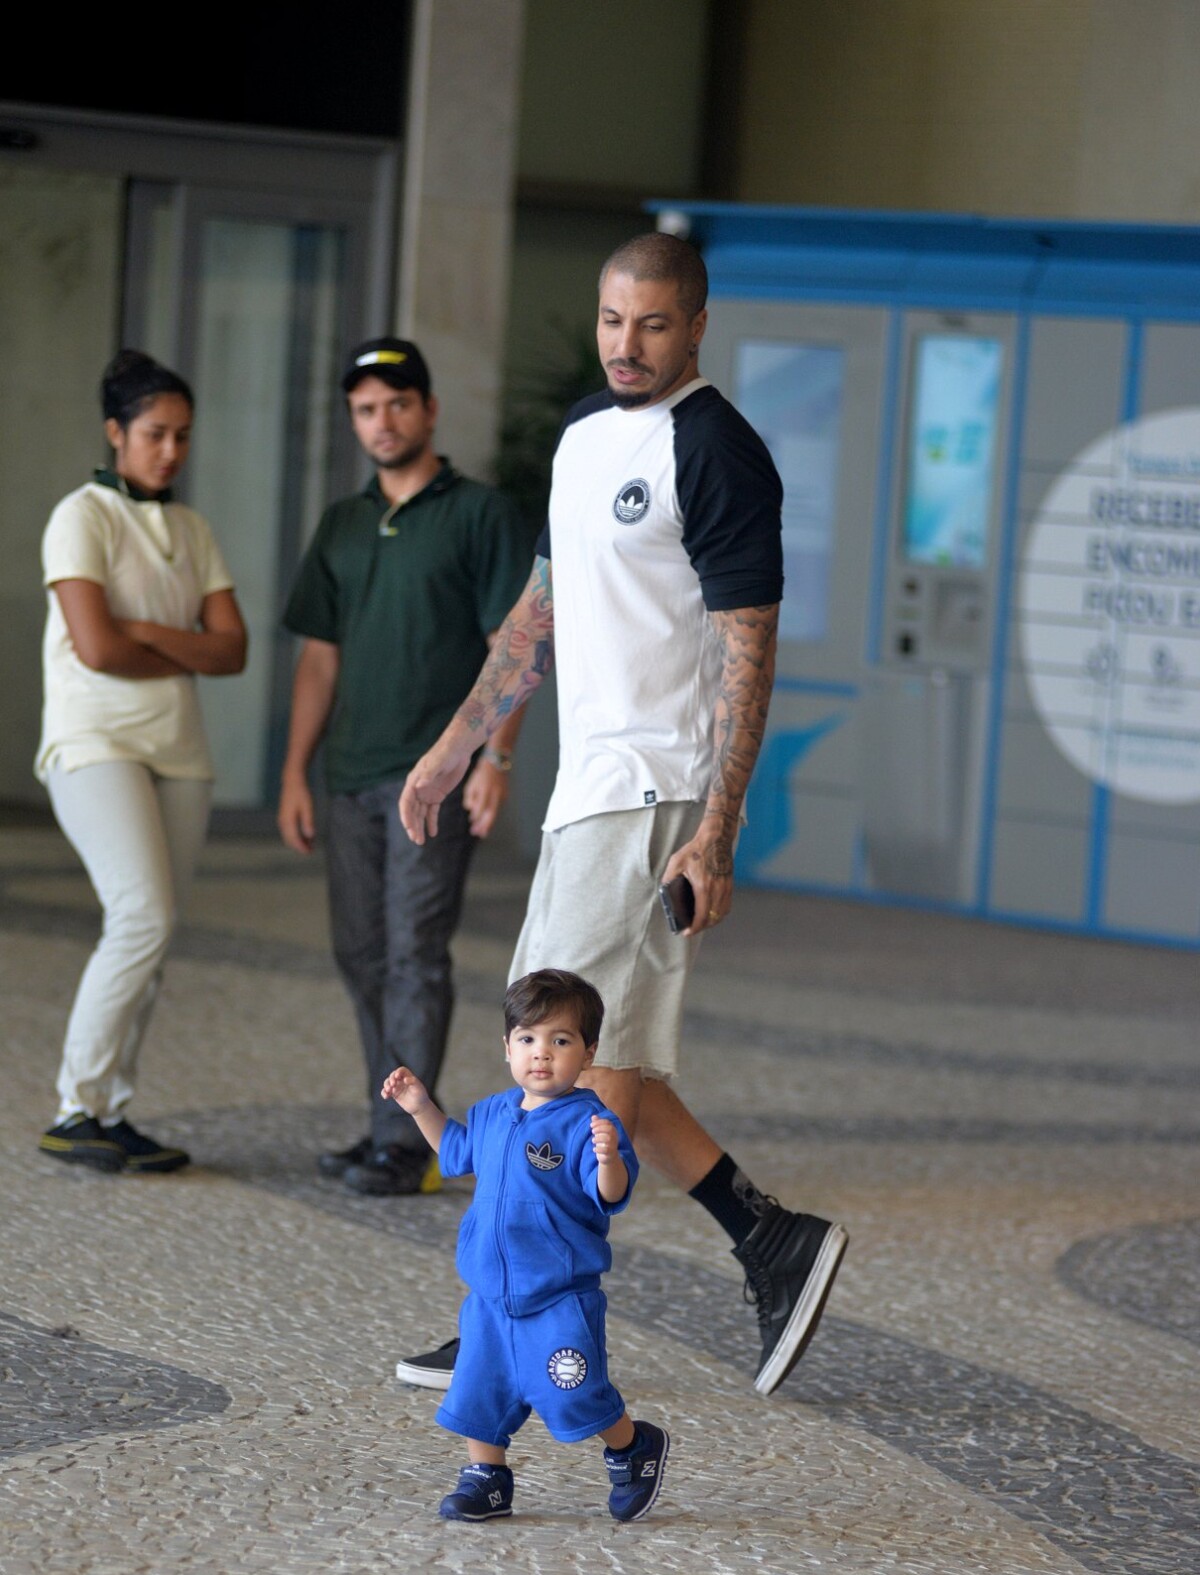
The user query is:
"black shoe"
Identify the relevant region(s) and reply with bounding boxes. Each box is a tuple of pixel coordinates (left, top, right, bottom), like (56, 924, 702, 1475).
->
(438, 1462, 513, 1522)
(342, 1144, 430, 1196)
(38, 1115, 124, 1173)
(102, 1119, 190, 1174)
(733, 1206, 848, 1396)
(395, 1337, 458, 1391)
(604, 1421, 669, 1522)
(317, 1135, 372, 1179)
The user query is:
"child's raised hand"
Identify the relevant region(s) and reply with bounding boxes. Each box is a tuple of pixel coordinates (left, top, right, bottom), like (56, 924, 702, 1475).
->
(590, 1115, 620, 1165)
(381, 1065, 428, 1113)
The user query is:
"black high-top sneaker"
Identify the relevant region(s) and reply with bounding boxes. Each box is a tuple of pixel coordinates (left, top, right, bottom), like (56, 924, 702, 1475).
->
(733, 1206, 848, 1395)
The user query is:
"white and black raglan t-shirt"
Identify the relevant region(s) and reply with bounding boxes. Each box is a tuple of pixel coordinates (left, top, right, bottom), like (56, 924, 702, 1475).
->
(537, 378, 783, 832)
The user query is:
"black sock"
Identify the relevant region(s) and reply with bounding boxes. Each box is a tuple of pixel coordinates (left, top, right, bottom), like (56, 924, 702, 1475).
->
(607, 1425, 642, 1458)
(688, 1152, 773, 1246)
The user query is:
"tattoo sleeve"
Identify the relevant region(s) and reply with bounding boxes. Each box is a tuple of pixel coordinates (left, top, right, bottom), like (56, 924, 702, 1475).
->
(705, 604, 780, 865)
(456, 556, 555, 736)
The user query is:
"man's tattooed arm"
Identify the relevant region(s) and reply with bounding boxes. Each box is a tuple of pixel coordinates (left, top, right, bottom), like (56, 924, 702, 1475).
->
(703, 603, 779, 869)
(399, 557, 555, 844)
(663, 602, 779, 915)
(457, 555, 555, 735)
(663, 602, 777, 927)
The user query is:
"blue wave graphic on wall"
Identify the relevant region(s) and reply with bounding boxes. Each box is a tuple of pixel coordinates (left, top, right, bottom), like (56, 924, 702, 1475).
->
(738, 712, 847, 875)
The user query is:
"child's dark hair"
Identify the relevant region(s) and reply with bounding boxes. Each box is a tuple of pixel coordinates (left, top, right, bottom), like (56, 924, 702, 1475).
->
(101, 350, 194, 429)
(504, 969, 605, 1048)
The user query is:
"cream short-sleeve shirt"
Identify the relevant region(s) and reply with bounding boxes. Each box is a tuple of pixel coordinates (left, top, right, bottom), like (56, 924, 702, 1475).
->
(36, 480, 235, 783)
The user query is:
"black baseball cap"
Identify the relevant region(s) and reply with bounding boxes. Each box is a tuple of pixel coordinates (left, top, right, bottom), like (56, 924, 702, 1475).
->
(341, 337, 431, 398)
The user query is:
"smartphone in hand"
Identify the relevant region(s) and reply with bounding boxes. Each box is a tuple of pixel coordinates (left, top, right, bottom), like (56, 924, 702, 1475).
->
(658, 873, 695, 934)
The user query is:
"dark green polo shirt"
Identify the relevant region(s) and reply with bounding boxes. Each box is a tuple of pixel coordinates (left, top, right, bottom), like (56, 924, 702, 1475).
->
(283, 464, 534, 793)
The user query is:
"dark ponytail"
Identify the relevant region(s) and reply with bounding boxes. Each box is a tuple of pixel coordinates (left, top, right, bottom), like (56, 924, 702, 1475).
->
(101, 350, 193, 429)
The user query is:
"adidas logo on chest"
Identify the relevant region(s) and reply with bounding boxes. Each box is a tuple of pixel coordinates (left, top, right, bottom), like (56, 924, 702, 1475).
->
(526, 1140, 564, 1172)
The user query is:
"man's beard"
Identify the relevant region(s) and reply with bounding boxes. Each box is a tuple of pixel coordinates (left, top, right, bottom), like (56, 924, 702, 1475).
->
(606, 363, 657, 409)
(373, 439, 426, 470)
(609, 386, 654, 410)
(605, 353, 690, 410)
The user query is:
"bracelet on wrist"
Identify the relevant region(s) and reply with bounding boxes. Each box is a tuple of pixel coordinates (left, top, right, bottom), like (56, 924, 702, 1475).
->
(482, 747, 513, 773)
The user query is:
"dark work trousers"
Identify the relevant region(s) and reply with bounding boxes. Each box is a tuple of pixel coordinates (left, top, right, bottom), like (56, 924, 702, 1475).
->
(326, 778, 475, 1153)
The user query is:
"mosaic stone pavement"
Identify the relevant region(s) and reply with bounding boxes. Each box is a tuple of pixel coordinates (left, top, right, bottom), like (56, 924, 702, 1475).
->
(1, 823, 1198, 1574)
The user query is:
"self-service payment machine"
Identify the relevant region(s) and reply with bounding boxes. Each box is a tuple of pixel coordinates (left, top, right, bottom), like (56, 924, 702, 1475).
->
(660, 204, 1200, 946)
(864, 312, 1015, 903)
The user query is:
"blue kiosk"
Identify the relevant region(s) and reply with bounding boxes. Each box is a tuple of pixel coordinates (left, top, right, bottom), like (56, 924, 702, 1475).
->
(651, 203, 1200, 947)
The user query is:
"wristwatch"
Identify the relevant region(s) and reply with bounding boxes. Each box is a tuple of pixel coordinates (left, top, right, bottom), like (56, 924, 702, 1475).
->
(482, 747, 513, 772)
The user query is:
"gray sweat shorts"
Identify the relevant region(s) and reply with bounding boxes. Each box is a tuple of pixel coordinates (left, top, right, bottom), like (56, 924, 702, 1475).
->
(508, 801, 705, 1079)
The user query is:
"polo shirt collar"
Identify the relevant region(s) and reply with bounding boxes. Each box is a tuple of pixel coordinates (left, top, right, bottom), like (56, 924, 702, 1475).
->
(364, 458, 458, 512)
(93, 466, 174, 504)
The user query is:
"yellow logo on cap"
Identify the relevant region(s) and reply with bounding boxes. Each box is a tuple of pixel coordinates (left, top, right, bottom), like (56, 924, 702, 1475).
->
(356, 350, 407, 367)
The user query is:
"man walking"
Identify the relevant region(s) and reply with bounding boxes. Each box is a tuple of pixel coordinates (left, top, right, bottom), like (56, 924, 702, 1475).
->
(396, 237, 847, 1394)
(279, 338, 533, 1195)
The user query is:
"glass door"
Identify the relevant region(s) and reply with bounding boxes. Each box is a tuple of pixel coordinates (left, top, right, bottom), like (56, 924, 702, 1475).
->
(123, 182, 371, 806)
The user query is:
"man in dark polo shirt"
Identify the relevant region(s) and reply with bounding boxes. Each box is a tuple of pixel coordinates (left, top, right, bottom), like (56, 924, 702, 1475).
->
(278, 337, 533, 1194)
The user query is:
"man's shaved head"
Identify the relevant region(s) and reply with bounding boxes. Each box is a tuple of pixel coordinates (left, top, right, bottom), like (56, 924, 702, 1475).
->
(599, 232, 708, 321)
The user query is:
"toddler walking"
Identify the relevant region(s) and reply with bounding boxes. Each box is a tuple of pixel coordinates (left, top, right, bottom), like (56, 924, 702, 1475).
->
(382, 968, 668, 1522)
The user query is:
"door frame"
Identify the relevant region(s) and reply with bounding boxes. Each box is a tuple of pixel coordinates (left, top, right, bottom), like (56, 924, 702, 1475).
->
(0, 99, 398, 327)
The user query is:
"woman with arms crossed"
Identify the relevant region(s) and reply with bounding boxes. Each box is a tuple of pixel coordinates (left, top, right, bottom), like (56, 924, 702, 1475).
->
(36, 350, 247, 1174)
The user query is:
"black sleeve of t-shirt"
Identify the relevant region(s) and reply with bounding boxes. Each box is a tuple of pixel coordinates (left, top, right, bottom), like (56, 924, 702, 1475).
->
(534, 390, 613, 561)
(674, 387, 784, 612)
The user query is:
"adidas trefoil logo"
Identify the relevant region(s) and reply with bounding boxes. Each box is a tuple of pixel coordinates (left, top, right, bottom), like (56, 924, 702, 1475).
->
(526, 1140, 564, 1171)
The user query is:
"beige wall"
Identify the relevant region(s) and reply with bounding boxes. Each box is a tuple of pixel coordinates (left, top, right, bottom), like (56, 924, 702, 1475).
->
(736, 0, 1200, 224)
(1076, 1, 1200, 221)
(517, 0, 710, 193)
(504, 0, 713, 404)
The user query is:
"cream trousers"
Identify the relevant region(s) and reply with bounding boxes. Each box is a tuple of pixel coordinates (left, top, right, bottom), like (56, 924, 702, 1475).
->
(47, 762, 211, 1121)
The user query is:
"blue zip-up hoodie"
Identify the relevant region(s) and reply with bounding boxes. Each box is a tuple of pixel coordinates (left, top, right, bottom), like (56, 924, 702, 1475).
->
(439, 1086, 638, 1317)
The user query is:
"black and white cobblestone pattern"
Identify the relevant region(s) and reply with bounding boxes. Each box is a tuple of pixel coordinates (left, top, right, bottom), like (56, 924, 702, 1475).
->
(3, 829, 1198, 1573)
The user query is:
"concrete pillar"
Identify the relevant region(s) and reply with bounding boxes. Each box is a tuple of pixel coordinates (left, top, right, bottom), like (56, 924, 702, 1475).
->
(397, 0, 525, 481)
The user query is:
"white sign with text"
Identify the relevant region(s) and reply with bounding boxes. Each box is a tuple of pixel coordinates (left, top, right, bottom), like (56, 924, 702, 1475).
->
(1020, 407, 1200, 804)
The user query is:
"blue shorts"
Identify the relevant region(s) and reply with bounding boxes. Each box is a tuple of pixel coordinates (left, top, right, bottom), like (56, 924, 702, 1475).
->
(436, 1289, 626, 1447)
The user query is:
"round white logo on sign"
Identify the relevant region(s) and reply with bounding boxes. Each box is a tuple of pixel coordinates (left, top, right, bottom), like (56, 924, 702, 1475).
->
(1019, 407, 1200, 804)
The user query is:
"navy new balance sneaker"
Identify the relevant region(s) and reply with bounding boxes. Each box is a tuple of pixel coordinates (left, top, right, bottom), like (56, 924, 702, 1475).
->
(438, 1462, 514, 1522)
(603, 1421, 669, 1522)
(733, 1206, 848, 1395)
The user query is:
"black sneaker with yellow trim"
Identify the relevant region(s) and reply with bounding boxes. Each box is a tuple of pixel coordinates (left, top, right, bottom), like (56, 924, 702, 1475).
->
(102, 1118, 190, 1174)
(38, 1115, 124, 1173)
